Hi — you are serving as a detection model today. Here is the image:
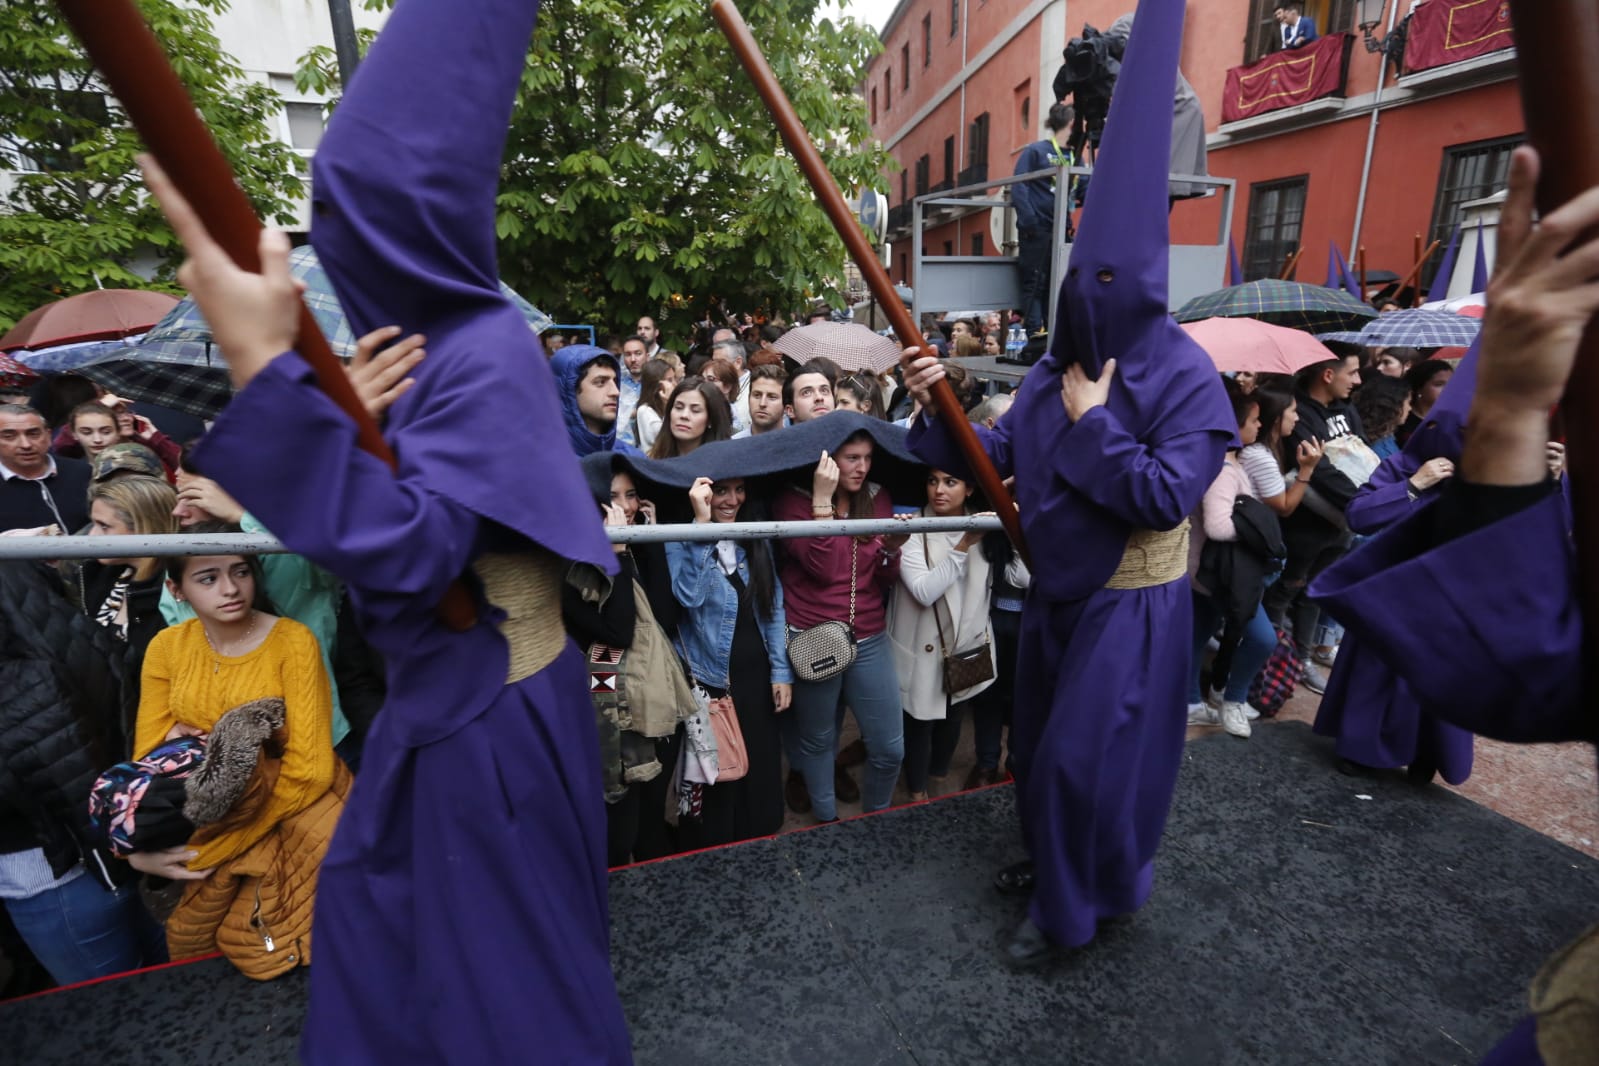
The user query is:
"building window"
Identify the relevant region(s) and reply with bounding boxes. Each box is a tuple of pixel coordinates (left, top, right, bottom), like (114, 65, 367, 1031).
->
(1244, 0, 1357, 64)
(1424, 135, 1523, 287)
(900, 169, 909, 203)
(972, 234, 984, 256)
(943, 136, 955, 185)
(915, 155, 930, 196)
(1242, 175, 1308, 281)
(884, 69, 892, 109)
(7, 89, 109, 171)
(966, 111, 990, 170)
(284, 102, 326, 151)
(923, 14, 932, 66)
(951, 0, 960, 36)
(943, 240, 954, 257)
(871, 87, 878, 125)
(1014, 81, 1032, 149)
(902, 45, 910, 89)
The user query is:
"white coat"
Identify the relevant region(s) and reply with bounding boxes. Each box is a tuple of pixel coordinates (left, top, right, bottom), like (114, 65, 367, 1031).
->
(889, 516, 998, 720)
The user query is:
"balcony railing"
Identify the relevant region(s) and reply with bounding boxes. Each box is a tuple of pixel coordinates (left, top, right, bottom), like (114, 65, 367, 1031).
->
(1221, 33, 1353, 124)
(886, 203, 912, 233)
(957, 162, 988, 188)
(1402, 0, 1514, 76)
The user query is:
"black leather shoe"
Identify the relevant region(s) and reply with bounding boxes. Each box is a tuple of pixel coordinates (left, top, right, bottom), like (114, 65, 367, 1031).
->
(1405, 756, 1438, 785)
(785, 770, 811, 814)
(993, 860, 1035, 897)
(999, 917, 1061, 971)
(833, 764, 861, 805)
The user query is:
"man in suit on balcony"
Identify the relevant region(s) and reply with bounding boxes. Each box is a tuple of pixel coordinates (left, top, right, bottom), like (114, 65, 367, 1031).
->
(1276, 2, 1319, 49)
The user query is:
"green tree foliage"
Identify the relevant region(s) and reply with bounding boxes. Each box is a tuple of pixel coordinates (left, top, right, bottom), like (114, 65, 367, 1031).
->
(296, 0, 889, 328)
(0, 0, 304, 330)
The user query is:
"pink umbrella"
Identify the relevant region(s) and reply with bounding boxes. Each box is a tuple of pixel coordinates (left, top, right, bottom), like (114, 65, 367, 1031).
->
(1180, 316, 1336, 375)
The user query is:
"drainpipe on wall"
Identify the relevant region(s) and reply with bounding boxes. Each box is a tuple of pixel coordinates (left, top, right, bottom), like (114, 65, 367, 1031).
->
(1349, 0, 1402, 253)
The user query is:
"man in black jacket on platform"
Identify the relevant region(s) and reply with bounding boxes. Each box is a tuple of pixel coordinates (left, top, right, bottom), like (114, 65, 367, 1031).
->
(1263, 353, 1364, 693)
(0, 405, 90, 533)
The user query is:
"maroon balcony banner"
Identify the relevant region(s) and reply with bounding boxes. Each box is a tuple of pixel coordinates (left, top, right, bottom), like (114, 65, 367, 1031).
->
(1223, 33, 1349, 123)
(1405, 0, 1515, 74)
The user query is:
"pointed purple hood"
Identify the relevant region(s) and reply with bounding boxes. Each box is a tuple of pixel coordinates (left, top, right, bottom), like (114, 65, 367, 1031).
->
(307, 0, 615, 575)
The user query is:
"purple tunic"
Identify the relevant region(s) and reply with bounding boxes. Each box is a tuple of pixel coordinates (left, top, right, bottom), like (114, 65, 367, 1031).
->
(1312, 430, 1475, 783)
(194, 0, 629, 1061)
(910, 0, 1233, 948)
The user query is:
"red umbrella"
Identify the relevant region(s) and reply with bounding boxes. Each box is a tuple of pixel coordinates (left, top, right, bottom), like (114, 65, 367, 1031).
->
(0, 352, 37, 388)
(1180, 316, 1337, 375)
(0, 289, 179, 351)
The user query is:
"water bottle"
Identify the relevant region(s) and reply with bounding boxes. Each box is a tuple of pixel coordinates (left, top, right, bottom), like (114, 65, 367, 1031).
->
(1007, 325, 1023, 357)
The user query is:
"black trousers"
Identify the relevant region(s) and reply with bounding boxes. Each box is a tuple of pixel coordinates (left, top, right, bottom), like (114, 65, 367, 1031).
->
(605, 731, 680, 867)
(902, 710, 962, 794)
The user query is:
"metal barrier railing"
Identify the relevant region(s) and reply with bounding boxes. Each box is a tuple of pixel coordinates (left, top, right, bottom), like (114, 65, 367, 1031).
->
(0, 515, 1010, 560)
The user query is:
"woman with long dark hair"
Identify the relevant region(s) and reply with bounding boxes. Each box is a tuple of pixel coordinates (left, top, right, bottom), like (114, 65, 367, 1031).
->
(632, 359, 679, 453)
(668, 477, 791, 845)
(649, 377, 733, 459)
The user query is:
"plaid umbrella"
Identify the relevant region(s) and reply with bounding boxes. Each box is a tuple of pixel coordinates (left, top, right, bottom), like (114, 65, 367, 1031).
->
(1174, 279, 1378, 333)
(772, 321, 903, 374)
(1355, 308, 1481, 349)
(69, 246, 553, 418)
(1315, 331, 1368, 346)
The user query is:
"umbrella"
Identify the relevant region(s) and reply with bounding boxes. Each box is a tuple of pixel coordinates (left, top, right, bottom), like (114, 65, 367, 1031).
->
(772, 321, 903, 374)
(1355, 308, 1481, 349)
(1315, 331, 1369, 346)
(1180, 317, 1337, 375)
(0, 352, 38, 388)
(1421, 292, 1485, 315)
(1174, 279, 1378, 334)
(70, 246, 553, 418)
(0, 289, 178, 351)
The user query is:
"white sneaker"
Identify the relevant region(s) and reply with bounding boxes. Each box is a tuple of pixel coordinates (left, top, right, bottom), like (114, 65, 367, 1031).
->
(1187, 701, 1219, 725)
(1204, 686, 1225, 710)
(1313, 646, 1339, 668)
(1220, 701, 1252, 738)
(1244, 703, 1260, 720)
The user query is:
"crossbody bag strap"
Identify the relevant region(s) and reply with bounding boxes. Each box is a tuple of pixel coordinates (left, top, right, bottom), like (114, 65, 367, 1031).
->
(847, 537, 857, 631)
(925, 532, 951, 658)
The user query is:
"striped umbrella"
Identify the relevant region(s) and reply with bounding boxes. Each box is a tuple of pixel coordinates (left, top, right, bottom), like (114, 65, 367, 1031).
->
(1174, 279, 1378, 333)
(1355, 308, 1481, 349)
(62, 246, 552, 418)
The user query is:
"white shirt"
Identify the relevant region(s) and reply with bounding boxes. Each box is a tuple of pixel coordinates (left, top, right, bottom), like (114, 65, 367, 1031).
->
(0, 454, 58, 481)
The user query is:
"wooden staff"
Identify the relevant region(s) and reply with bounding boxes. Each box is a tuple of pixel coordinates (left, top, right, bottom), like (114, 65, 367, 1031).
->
(1279, 247, 1303, 280)
(710, 0, 1026, 558)
(1357, 246, 1368, 297)
(55, 0, 477, 629)
(1508, 0, 1599, 702)
(1393, 239, 1440, 307)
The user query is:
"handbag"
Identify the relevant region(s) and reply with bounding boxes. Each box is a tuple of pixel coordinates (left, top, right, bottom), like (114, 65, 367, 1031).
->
(785, 539, 858, 682)
(927, 534, 996, 695)
(703, 691, 748, 783)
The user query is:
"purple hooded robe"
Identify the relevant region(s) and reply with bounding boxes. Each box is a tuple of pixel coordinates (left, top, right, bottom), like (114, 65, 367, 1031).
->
(191, 0, 631, 1061)
(1312, 343, 1479, 783)
(909, 0, 1234, 948)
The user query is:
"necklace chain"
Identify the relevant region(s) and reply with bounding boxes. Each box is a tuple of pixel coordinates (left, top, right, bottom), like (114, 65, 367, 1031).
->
(202, 610, 259, 673)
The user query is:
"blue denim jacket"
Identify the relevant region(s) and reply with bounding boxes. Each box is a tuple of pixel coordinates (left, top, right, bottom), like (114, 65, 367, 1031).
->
(666, 541, 793, 688)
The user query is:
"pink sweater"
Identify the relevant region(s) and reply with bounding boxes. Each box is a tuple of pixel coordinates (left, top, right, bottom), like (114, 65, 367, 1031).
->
(1187, 456, 1253, 594)
(773, 485, 900, 637)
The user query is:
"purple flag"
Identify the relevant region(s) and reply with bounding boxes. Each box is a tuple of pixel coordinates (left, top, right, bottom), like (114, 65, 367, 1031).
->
(1428, 225, 1462, 303)
(1471, 219, 1489, 293)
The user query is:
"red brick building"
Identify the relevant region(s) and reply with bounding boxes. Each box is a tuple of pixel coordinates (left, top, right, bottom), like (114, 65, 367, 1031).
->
(867, 0, 1522, 299)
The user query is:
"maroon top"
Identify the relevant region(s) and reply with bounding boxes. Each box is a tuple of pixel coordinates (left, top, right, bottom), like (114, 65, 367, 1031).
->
(773, 485, 900, 637)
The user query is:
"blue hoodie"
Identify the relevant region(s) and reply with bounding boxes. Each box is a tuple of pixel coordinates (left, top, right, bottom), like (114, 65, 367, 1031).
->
(550, 345, 640, 458)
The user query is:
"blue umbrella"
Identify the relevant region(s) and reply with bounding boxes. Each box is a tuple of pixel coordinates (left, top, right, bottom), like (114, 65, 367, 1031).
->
(1355, 308, 1480, 349)
(57, 246, 552, 418)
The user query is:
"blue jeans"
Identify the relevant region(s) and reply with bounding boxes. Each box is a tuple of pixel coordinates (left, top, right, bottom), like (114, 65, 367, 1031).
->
(789, 633, 904, 820)
(5, 873, 167, 986)
(1189, 592, 1277, 704)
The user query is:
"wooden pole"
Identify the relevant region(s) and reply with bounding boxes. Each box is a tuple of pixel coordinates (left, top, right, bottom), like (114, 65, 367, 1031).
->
(710, 0, 1027, 559)
(1279, 247, 1303, 281)
(1357, 246, 1368, 298)
(1393, 239, 1441, 308)
(1508, 0, 1599, 713)
(54, 0, 476, 629)
(1413, 232, 1422, 266)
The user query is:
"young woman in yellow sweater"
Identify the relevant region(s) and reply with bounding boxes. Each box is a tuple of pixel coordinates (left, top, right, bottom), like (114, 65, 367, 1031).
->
(127, 552, 336, 880)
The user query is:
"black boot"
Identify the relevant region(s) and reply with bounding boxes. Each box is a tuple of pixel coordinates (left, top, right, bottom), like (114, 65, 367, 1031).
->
(999, 917, 1061, 970)
(993, 859, 1035, 897)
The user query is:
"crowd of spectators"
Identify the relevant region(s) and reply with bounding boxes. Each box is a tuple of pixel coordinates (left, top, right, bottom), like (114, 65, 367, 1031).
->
(0, 301, 1473, 997)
